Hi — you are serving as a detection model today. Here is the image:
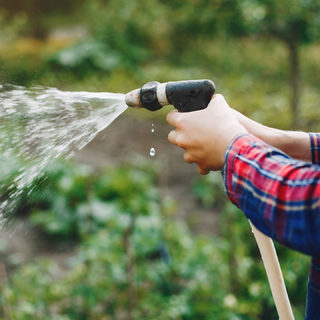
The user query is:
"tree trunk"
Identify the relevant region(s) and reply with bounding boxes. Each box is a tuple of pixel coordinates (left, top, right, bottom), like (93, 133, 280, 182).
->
(287, 40, 300, 129)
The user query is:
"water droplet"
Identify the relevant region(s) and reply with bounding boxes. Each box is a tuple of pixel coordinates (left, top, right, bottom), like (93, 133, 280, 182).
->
(150, 147, 156, 157)
(151, 123, 155, 133)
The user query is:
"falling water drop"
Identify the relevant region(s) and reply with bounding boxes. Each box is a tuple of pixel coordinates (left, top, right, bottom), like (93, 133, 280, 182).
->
(149, 123, 156, 157)
(150, 147, 156, 157)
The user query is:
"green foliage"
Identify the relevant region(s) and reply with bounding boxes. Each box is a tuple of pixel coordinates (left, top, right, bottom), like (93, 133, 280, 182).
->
(193, 172, 226, 209)
(0, 9, 28, 43)
(49, 0, 169, 76)
(4, 224, 230, 319)
(237, 0, 320, 128)
(239, 0, 320, 44)
(161, 0, 247, 58)
(0, 9, 43, 85)
(0, 162, 310, 319)
(26, 161, 159, 238)
(2, 160, 230, 319)
(48, 38, 122, 76)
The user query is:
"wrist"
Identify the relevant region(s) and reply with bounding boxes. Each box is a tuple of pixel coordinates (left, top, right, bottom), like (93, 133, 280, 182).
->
(271, 130, 311, 162)
(259, 127, 310, 162)
(220, 123, 248, 166)
(232, 109, 311, 161)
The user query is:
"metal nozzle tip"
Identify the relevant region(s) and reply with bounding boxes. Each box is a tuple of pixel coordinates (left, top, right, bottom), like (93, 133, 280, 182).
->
(125, 89, 142, 108)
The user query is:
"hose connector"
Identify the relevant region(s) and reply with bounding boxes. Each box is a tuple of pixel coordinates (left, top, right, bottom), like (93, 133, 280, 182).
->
(125, 79, 215, 112)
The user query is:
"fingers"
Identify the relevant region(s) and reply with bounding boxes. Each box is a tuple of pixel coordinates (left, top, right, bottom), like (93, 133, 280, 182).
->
(198, 167, 210, 175)
(207, 93, 228, 110)
(169, 130, 210, 174)
(166, 110, 179, 127)
(168, 130, 187, 149)
(185, 153, 211, 175)
(185, 152, 210, 174)
(184, 152, 194, 164)
(168, 129, 177, 145)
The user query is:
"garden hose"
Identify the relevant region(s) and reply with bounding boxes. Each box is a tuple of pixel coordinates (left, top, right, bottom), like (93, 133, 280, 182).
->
(125, 79, 294, 319)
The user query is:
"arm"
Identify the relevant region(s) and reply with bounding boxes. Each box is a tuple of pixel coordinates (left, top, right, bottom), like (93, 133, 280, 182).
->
(230, 111, 320, 258)
(233, 110, 311, 162)
(224, 133, 320, 257)
(167, 94, 320, 256)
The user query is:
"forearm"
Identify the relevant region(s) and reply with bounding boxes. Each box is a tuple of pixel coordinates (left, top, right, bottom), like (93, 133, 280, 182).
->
(233, 110, 311, 162)
(224, 134, 320, 257)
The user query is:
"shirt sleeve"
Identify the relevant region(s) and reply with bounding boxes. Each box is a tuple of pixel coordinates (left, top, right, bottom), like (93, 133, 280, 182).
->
(306, 133, 320, 319)
(309, 133, 320, 165)
(223, 133, 320, 257)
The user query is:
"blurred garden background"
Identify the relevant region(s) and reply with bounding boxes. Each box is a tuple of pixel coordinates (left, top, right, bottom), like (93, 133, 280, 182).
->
(0, 0, 320, 319)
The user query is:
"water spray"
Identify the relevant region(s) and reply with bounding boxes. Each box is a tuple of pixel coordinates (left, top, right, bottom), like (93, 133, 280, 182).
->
(126, 79, 294, 320)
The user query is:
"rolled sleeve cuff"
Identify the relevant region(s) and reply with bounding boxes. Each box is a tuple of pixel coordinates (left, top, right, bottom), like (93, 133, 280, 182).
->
(309, 133, 320, 165)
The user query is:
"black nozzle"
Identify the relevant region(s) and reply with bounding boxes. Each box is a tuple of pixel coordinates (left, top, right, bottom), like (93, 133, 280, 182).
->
(140, 81, 163, 111)
(125, 79, 216, 112)
(165, 79, 215, 112)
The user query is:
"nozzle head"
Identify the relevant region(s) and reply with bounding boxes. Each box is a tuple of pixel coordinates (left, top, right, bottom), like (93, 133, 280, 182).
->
(125, 88, 142, 108)
(125, 81, 163, 111)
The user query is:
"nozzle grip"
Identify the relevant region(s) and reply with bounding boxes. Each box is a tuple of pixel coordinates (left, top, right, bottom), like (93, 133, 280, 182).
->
(131, 79, 216, 112)
(166, 80, 215, 112)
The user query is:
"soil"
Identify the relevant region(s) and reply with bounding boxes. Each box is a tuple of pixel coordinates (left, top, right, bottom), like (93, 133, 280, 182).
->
(74, 113, 219, 234)
(0, 112, 219, 272)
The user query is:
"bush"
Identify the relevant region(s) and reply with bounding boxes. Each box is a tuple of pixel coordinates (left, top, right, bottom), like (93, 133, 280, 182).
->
(0, 162, 310, 319)
(25, 161, 159, 239)
(49, 0, 169, 77)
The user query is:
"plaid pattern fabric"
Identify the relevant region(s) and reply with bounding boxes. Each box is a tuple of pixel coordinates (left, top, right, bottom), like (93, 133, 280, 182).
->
(223, 133, 320, 319)
(307, 133, 320, 319)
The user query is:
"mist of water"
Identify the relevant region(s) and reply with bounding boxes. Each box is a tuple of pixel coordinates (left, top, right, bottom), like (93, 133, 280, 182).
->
(0, 84, 127, 226)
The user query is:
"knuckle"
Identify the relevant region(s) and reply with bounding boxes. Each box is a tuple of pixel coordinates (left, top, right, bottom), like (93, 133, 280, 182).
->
(183, 152, 193, 163)
(166, 110, 179, 127)
(175, 115, 185, 129)
(198, 163, 210, 175)
(198, 166, 209, 175)
(214, 93, 224, 101)
(166, 111, 174, 123)
(211, 93, 226, 106)
(168, 130, 175, 143)
(175, 134, 186, 148)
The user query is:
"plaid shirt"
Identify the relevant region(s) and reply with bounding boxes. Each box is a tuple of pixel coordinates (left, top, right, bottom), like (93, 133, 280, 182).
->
(223, 133, 320, 319)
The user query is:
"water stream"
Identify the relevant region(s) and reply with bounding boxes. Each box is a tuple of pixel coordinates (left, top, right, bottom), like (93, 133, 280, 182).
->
(0, 84, 127, 225)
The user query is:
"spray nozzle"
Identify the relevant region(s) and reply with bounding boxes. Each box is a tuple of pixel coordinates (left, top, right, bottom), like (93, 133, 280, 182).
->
(125, 79, 215, 112)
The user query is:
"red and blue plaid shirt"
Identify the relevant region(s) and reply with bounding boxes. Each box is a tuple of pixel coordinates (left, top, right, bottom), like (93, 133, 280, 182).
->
(223, 133, 320, 320)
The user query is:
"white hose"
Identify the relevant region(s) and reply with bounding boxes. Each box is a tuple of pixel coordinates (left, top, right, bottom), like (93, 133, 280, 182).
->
(249, 221, 295, 320)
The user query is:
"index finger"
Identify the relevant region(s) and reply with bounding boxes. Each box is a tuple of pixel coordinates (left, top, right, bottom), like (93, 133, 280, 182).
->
(166, 110, 179, 127)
